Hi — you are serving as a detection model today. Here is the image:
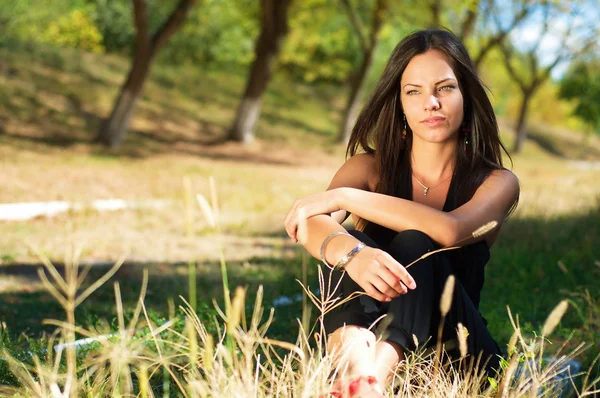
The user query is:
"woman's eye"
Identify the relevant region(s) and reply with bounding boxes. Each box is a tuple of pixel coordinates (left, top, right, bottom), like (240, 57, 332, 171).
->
(439, 85, 456, 92)
(407, 90, 419, 95)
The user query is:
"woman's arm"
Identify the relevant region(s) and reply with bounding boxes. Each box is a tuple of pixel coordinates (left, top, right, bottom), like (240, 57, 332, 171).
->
(338, 169, 519, 247)
(298, 212, 416, 302)
(285, 160, 519, 247)
(286, 154, 416, 301)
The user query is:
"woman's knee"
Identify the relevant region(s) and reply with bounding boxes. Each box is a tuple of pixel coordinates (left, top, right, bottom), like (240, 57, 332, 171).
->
(387, 229, 437, 264)
(327, 326, 377, 356)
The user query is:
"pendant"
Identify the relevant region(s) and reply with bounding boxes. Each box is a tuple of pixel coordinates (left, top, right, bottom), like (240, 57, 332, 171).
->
(423, 187, 429, 196)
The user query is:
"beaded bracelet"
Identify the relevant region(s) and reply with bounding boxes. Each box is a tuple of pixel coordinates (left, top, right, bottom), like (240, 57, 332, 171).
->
(320, 231, 365, 271)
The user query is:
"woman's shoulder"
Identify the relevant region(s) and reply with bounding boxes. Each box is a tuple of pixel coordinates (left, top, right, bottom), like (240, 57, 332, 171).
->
(474, 167, 520, 213)
(484, 168, 520, 192)
(346, 152, 376, 166)
(330, 153, 377, 191)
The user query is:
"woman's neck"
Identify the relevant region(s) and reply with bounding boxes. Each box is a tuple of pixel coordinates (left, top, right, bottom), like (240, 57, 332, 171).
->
(410, 141, 456, 182)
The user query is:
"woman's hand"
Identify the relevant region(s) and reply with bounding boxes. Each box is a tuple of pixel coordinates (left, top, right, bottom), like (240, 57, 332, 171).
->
(344, 246, 417, 301)
(284, 188, 345, 242)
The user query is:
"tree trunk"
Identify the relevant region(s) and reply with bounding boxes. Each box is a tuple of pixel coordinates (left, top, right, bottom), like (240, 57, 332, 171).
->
(228, 0, 293, 143)
(336, 48, 376, 143)
(96, 54, 152, 148)
(336, 0, 387, 144)
(96, 0, 196, 148)
(430, 0, 442, 27)
(513, 91, 531, 153)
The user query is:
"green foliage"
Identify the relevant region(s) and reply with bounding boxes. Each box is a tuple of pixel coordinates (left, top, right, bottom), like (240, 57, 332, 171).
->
(280, 0, 360, 83)
(559, 60, 600, 135)
(0, 0, 88, 43)
(87, 0, 260, 67)
(87, 0, 135, 52)
(479, 47, 582, 131)
(163, 0, 259, 66)
(40, 7, 105, 53)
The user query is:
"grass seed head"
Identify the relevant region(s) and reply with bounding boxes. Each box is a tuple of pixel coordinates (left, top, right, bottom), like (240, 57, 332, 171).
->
(228, 286, 246, 334)
(557, 260, 569, 274)
(471, 221, 498, 238)
(440, 275, 455, 316)
(507, 330, 519, 356)
(542, 299, 569, 336)
(457, 323, 468, 359)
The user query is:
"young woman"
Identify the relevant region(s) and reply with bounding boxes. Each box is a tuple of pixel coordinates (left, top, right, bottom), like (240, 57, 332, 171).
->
(284, 29, 519, 396)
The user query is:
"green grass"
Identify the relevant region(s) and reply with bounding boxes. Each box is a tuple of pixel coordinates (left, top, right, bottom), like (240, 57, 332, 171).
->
(0, 41, 600, 392)
(483, 206, 600, 363)
(0, 254, 318, 340)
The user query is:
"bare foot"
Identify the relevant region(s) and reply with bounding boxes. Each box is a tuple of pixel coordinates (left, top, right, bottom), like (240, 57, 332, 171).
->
(324, 376, 385, 398)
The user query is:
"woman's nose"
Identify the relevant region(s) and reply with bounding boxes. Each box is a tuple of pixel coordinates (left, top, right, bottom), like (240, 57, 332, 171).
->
(424, 94, 440, 111)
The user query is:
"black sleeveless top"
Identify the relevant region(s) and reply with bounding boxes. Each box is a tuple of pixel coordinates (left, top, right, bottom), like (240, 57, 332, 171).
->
(362, 165, 491, 309)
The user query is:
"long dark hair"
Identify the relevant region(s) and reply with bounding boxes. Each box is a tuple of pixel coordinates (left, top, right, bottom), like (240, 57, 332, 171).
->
(347, 29, 512, 230)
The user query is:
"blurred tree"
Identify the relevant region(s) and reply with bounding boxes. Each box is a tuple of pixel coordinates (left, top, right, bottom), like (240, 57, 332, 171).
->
(559, 60, 600, 136)
(499, 1, 597, 153)
(41, 8, 105, 53)
(0, 0, 92, 45)
(227, 0, 293, 144)
(88, 0, 136, 52)
(95, 0, 197, 148)
(89, 0, 260, 67)
(429, 0, 442, 27)
(456, 0, 479, 40)
(280, 0, 357, 83)
(165, 0, 258, 67)
(336, 0, 486, 143)
(469, 0, 533, 70)
(336, 0, 389, 143)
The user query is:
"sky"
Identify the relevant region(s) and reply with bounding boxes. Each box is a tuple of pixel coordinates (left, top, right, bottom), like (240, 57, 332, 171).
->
(495, 0, 599, 80)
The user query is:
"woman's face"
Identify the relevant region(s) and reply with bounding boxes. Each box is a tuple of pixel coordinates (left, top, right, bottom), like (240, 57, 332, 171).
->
(400, 49, 464, 145)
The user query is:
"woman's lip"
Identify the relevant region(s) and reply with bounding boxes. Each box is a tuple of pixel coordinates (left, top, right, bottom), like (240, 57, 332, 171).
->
(421, 117, 446, 126)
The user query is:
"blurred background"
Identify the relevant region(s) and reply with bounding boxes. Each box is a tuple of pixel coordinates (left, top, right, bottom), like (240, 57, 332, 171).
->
(0, 0, 599, 381)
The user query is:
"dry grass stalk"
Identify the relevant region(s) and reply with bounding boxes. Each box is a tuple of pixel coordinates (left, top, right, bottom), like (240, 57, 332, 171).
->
(195, 193, 216, 228)
(433, 275, 455, 382)
(405, 222, 498, 270)
(209, 175, 220, 224)
(4, 183, 597, 397)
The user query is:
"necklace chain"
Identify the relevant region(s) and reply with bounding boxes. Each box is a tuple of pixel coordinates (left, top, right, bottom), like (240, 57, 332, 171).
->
(412, 173, 452, 196)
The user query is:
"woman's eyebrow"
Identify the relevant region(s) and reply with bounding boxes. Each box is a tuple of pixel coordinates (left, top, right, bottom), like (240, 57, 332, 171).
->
(402, 78, 456, 89)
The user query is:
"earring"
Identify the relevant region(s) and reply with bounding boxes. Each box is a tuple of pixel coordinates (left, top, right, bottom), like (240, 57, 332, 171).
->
(462, 125, 470, 152)
(401, 115, 407, 140)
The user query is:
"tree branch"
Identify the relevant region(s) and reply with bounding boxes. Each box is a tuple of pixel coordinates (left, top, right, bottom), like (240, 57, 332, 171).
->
(458, 0, 480, 40)
(340, 0, 369, 52)
(367, 0, 388, 50)
(132, 0, 151, 54)
(151, 0, 198, 53)
(473, 0, 531, 68)
(499, 42, 527, 92)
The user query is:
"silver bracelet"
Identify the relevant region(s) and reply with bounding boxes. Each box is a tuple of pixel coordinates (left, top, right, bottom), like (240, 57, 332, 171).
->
(320, 232, 351, 270)
(320, 231, 365, 271)
(334, 241, 366, 271)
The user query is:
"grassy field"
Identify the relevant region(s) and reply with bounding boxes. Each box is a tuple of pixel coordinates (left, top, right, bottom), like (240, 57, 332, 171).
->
(1, 42, 599, 394)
